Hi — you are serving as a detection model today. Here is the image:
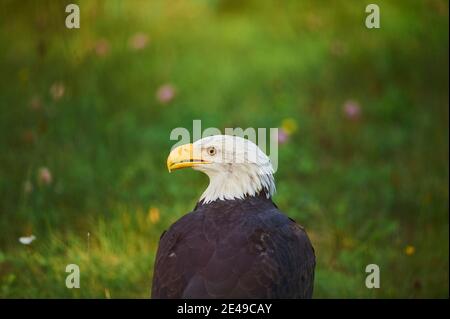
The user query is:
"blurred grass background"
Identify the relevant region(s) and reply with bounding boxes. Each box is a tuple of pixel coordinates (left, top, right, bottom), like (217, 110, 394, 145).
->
(0, 0, 448, 298)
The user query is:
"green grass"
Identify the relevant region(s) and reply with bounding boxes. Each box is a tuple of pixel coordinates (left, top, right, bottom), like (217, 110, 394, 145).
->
(0, 0, 448, 298)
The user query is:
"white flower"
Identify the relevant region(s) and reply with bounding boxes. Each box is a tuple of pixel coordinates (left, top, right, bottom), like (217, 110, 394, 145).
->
(50, 82, 65, 101)
(19, 235, 36, 245)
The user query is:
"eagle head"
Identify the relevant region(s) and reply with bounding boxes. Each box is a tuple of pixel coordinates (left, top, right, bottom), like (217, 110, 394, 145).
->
(167, 135, 276, 203)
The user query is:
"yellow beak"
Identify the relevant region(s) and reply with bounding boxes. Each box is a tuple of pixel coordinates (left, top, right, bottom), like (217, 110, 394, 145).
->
(166, 143, 211, 172)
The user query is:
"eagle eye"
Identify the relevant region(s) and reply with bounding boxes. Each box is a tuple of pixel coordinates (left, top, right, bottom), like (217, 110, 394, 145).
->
(207, 146, 217, 156)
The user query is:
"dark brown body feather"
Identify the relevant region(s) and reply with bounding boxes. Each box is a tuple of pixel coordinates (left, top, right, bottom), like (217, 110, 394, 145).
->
(151, 193, 315, 298)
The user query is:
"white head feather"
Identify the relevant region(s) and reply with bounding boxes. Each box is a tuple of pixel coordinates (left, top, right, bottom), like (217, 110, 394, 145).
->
(192, 135, 276, 204)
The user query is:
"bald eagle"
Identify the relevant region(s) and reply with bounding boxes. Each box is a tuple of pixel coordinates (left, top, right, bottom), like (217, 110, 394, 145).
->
(151, 135, 315, 298)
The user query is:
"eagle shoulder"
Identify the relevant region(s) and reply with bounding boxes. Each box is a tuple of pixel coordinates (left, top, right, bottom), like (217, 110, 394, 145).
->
(151, 199, 315, 298)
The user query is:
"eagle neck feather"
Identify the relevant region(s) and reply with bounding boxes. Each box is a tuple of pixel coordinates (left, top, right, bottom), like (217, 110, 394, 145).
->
(198, 163, 276, 204)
